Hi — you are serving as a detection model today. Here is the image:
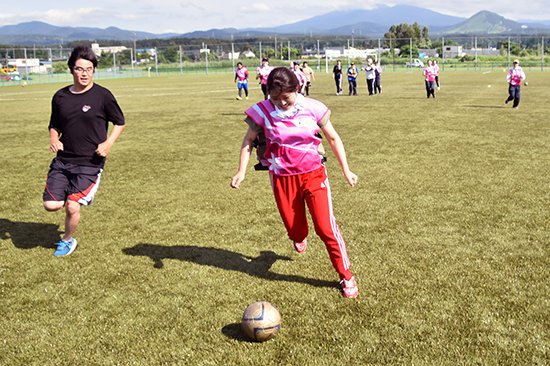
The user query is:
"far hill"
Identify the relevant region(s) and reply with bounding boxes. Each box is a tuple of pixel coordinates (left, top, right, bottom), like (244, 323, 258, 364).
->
(0, 21, 177, 45)
(442, 11, 527, 34)
(259, 5, 465, 35)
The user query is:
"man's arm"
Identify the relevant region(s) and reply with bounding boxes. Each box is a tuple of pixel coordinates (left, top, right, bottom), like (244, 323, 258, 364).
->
(96, 124, 126, 157)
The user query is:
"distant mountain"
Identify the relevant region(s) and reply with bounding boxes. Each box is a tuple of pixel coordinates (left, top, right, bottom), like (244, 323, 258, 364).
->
(176, 28, 272, 39)
(441, 11, 529, 34)
(327, 22, 389, 37)
(0, 21, 177, 45)
(256, 5, 465, 36)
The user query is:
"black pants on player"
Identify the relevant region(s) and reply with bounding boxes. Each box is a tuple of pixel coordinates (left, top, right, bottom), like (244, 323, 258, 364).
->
(506, 85, 521, 108)
(348, 79, 357, 96)
(425, 81, 436, 98)
(334, 74, 342, 94)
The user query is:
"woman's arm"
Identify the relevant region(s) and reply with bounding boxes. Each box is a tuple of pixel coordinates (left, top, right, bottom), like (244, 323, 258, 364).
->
(231, 126, 259, 189)
(320, 121, 357, 187)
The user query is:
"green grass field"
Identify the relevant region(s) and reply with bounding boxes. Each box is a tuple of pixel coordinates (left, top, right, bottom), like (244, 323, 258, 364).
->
(1, 70, 549, 365)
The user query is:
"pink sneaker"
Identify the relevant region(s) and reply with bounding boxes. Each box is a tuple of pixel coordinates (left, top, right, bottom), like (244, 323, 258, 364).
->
(340, 276, 359, 298)
(293, 239, 307, 253)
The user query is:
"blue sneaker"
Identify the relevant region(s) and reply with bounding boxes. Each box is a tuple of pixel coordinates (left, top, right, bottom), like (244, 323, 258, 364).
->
(54, 238, 78, 257)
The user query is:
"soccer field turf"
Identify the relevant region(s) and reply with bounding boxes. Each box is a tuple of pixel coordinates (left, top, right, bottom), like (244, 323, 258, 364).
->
(1, 70, 548, 365)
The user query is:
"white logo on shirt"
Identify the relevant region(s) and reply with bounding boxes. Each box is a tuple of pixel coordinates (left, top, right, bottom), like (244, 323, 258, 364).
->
(82, 105, 91, 112)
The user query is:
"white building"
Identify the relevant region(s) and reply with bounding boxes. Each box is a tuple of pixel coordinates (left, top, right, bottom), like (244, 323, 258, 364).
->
(443, 45, 464, 58)
(227, 51, 240, 60)
(9, 58, 51, 74)
(463, 47, 500, 56)
(325, 49, 342, 60)
(242, 50, 256, 58)
(91, 43, 128, 56)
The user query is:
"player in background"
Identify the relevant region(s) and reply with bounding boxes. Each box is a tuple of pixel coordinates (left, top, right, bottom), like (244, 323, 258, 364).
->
(374, 58, 382, 94)
(363, 58, 376, 96)
(505, 59, 526, 109)
(423, 59, 436, 99)
(256, 57, 274, 100)
(291, 61, 307, 95)
(347, 62, 359, 96)
(234, 62, 249, 100)
(301, 61, 315, 96)
(433, 60, 440, 90)
(333, 59, 343, 95)
(231, 67, 359, 298)
(253, 58, 274, 169)
(43, 45, 126, 257)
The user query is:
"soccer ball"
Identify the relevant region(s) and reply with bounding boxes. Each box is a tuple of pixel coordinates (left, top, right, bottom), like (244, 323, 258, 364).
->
(524, 81, 528, 86)
(241, 301, 281, 342)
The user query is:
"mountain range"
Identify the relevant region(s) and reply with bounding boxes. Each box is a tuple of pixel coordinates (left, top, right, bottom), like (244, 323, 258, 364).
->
(1, 5, 548, 45)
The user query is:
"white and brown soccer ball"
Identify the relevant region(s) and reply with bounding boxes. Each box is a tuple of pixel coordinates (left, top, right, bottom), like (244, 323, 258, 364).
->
(241, 301, 281, 342)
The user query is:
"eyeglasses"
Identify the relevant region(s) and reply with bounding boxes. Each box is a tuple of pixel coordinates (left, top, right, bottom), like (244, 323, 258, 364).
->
(73, 66, 94, 74)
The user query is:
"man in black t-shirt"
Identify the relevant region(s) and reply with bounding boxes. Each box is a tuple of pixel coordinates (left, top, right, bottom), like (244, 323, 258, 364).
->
(43, 45, 126, 257)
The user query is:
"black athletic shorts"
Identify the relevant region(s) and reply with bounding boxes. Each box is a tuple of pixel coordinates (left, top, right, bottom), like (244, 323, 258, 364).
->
(43, 158, 103, 206)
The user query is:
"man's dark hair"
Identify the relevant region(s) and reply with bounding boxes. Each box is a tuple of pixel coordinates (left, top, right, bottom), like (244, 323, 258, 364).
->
(267, 67, 299, 95)
(67, 45, 98, 71)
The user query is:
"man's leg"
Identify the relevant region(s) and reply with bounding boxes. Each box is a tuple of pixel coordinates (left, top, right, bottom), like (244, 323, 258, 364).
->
(506, 85, 515, 104)
(63, 199, 81, 241)
(513, 86, 521, 108)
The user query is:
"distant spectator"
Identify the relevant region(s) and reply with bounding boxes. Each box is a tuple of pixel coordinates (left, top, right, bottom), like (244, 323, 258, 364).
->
(363, 58, 375, 96)
(347, 62, 359, 96)
(423, 59, 436, 99)
(234, 62, 249, 100)
(256, 57, 274, 100)
(333, 59, 343, 95)
(505, 59, 526, 109)
(291, 61, 307, 95)
(374, 58, 382, 94)
(301, 61, 315, 96)
(433, 60, 440, 90)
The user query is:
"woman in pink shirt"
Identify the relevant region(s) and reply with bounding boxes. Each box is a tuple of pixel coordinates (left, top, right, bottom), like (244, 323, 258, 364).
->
(423, 59, 436, 98)
(231, 67, 359, 298)
(256, 57, 274, 100)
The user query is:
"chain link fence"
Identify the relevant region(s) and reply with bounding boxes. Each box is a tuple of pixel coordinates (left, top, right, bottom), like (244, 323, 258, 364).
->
(1, 35, 548, 86)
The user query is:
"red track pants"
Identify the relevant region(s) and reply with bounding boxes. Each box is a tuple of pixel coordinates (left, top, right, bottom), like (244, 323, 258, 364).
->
(270, 166, 353, 280)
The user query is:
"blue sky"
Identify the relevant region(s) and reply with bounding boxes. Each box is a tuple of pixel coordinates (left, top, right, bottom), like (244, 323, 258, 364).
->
(4, 1, 548, 33)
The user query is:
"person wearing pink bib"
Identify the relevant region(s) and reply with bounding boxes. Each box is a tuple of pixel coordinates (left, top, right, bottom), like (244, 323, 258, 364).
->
(505, 59, 526, 109)
(234, 62, 249, 100)
(423, 59, 436, 99)
(256, 57, 274, 100)
(231, 67, 359, 298)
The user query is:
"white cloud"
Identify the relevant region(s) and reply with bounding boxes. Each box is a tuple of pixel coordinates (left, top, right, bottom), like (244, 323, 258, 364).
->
(42, 8, 98, 26)
(246, 3, 271, 12)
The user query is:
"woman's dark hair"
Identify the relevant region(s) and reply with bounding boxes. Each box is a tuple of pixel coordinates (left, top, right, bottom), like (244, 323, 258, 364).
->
(267, 67, 300, 95)
(67, 45, 98, 71)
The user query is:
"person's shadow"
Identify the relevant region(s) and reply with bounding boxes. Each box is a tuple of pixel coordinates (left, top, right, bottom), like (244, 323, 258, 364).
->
(123, 243, 337, 289)
(0, 218, 61, 249)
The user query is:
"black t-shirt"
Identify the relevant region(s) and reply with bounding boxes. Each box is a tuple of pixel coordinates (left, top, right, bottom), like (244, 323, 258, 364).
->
(49, 83, 125, 167)
(333, 65, 342, 76)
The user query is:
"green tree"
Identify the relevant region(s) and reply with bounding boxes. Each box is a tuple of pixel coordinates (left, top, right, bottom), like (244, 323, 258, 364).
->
(162, 46, 180, 63)
(52, 61, 69, 74)
(384, 22, 430, 54)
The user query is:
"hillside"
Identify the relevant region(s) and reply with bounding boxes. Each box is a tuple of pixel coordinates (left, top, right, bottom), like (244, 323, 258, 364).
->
(443, 11, 523, 34)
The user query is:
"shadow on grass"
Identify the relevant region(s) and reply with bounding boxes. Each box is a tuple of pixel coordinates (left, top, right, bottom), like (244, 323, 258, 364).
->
(221, 323, 250, 342)
(220, 112, 246, 116)
(463, 105, 506, 109)
(123, 243, 337, 289)
(0, 218, 61, 249)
